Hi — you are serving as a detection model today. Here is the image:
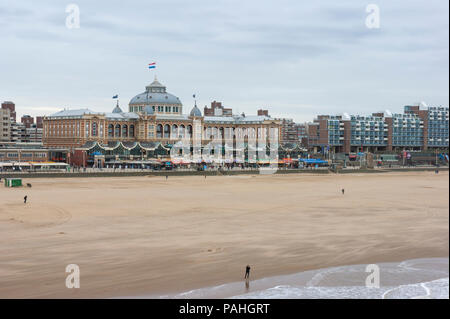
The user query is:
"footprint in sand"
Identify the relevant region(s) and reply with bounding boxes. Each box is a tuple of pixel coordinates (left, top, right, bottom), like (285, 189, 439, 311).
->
(206, 247, 224, 253)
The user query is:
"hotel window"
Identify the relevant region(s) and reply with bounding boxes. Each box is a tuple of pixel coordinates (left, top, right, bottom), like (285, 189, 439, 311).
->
(108, 124, 114, 137)
(92, 122, 98, 136)
(148, 125, 154, 137)
(164, 124, 170, 138)
(156, 124, 163, 138)
(122, 124, 128, 137)
(172, 124, 178, 137)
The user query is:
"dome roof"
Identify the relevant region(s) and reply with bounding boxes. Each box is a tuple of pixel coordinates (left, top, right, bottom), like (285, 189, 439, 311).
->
(129, 77, 182, 106)
(143, 105, 154, 114)
(190, 104, 202, 117)
(112, 103, 123, 113)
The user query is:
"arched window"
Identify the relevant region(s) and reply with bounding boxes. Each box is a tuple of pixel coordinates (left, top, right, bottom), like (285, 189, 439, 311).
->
(108, 124, 114, 137)
(187, 125, 193, 138)
(163, 124, 170, 138)
(156, 124, 163, 138)
(115, 124, 121, 138)
(172, 124, 178, 138)
(224, 127, 233, 140)
(122, 124, 128, 137)
(179, 125, 185, 138)
(129, 125, 135, 137)
(248, 127, 255, 138)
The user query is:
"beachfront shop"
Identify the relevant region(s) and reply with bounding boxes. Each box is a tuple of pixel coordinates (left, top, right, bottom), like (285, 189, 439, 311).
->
(298, 158, 329, 168)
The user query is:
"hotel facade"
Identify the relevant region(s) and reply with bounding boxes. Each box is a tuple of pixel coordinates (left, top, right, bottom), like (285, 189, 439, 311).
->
(43, 79, 283, 166)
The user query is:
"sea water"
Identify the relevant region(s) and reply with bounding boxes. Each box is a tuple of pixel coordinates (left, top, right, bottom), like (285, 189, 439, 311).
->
(151, 258, 448, 299)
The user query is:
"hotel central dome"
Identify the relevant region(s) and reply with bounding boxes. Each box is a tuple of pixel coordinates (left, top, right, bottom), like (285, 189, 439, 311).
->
(129, 77, 182, 115)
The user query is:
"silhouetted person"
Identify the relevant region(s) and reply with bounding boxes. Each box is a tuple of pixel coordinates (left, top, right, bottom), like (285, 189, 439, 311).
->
(342, 188, 345, 195)
(244, 265, 251, 279)
(166, 175, 168, 180)
(24, 195, 27, 204)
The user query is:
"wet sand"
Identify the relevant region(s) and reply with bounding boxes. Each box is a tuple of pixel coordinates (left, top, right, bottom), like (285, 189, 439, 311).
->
(0, 171, 448, 298)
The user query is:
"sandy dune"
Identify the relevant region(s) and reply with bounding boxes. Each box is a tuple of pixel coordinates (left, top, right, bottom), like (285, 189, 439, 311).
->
(0, 171, 448, 298)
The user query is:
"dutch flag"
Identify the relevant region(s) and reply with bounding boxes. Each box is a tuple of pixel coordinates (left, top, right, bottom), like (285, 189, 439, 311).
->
(148, 62, 156, 69)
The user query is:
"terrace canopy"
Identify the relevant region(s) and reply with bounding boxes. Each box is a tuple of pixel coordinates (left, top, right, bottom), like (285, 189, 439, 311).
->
(299, 159, 329, 164)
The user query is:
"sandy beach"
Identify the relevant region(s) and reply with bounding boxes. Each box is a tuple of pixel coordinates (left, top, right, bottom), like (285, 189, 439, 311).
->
(0, 171, 448, 298)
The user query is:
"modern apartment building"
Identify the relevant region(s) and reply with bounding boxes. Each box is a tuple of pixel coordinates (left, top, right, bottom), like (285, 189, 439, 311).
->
(203, 101, 233, 117)
(308, 104, 449, 153)
(21, 115, 35, 128)
(278, 118, 298, 143)
(1, 101, 16, 122)
(10, 122, 27, 143)
(0, 108, 11, 142)
(26, 124, 43, 143)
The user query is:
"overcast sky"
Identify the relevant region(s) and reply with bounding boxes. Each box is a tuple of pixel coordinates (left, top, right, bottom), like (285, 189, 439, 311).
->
(0, 0, 448, 122)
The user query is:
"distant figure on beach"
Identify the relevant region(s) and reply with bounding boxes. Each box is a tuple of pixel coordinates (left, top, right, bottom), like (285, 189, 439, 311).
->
(24, 195, 27, 204)
(244, 265, 251, 280)
(342, 188, 345, 195)
(435, 169, 439, 174)
(166, 175, 168, 180)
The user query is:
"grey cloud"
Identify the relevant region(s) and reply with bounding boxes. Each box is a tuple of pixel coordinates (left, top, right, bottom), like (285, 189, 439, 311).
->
(0, 0, 447, 122)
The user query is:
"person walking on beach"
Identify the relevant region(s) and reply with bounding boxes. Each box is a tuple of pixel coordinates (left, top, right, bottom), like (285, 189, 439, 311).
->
(244, 265, 251, 280)
(24, 195, 27, 204)
(342, 188, 345, 195)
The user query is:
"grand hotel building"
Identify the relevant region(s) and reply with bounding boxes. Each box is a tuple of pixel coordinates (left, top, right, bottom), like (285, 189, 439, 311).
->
(43, 78, 283, 166)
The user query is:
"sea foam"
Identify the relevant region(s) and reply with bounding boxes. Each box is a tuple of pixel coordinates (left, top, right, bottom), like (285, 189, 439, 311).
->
(154, 258, 449, 299)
